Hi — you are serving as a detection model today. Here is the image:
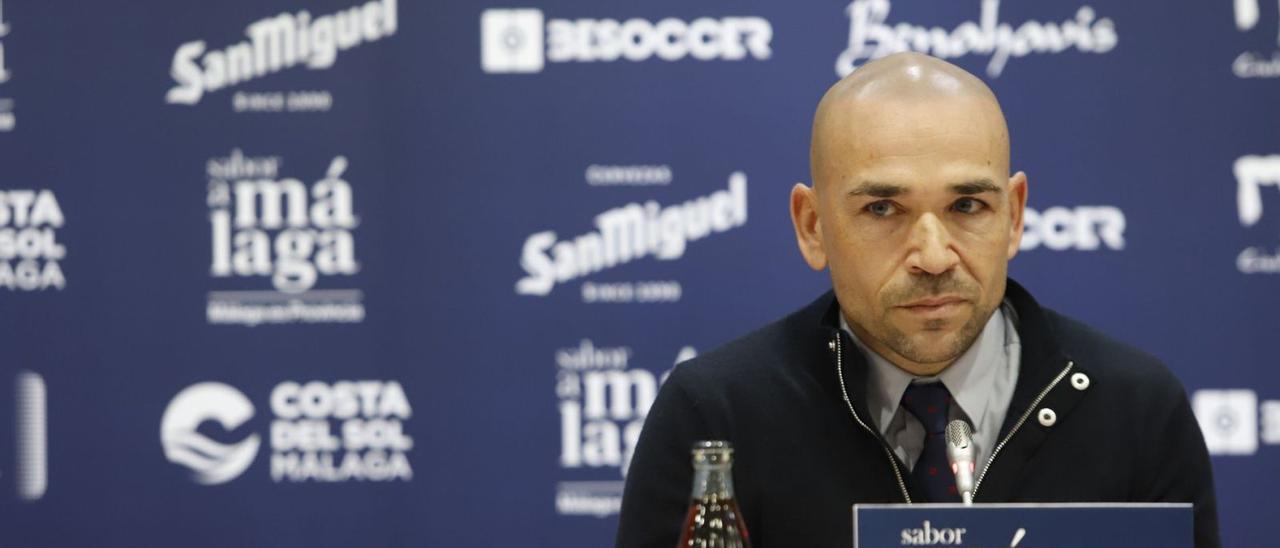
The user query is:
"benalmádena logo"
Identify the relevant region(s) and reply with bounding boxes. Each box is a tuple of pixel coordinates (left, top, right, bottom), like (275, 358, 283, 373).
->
(836, 0, 1117, 77)
(160, 382, 261, 485)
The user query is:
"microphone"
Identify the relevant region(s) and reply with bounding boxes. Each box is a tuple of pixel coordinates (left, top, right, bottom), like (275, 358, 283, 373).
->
(945, 420, 976, 504)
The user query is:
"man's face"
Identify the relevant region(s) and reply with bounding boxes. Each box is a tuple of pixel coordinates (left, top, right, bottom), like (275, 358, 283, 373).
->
(812, 96, 1025, 374)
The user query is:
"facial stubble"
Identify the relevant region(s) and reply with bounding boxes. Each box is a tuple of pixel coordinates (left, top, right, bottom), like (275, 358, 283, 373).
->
(877, 275, 993, 366)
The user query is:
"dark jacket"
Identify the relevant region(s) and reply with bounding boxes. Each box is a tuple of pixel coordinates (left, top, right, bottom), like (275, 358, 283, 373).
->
(616, 279, 1219, 547)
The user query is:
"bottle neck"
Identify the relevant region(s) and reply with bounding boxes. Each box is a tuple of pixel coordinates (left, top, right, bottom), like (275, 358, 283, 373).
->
(691, 463, 735, 501)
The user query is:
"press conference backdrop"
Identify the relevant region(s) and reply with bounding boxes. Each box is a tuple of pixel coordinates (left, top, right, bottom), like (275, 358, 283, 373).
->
(0, 0, 1275, 546)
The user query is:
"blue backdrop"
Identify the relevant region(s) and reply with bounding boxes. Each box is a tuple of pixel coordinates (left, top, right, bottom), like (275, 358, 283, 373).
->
(0, 0, 1276, 546)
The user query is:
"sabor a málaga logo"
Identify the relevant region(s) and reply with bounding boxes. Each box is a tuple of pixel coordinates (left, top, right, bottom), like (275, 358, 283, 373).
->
(899, 521, 969, 546)
(836, 0, 1117, 78)
(555, 339, 693, 517)
(205, 149, 364, 326)
(161, 380, 415, 484)
(481, 9, 772, 74)
(165, 0, 398, 111)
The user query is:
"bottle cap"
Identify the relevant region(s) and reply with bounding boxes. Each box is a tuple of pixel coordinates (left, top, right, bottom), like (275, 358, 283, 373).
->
(691, 440, 733, 465)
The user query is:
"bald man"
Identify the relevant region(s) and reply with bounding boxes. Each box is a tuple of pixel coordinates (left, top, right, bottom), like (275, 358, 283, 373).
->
(616, 53, 1219, 548)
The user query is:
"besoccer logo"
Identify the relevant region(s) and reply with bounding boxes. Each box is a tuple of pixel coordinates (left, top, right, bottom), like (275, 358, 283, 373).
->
(481, 9, 545, 73)
(480, 9, 773, 74)
(1019, 206, 1125, 252)
(160, 382, 261, 485)
(1193, 389, 1258, 455)
(1191, 389, 1280, 456)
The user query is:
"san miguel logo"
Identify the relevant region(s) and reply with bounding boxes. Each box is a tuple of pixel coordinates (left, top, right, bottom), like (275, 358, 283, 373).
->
(165, 0, 397, 111)
(515, 172, 747, 302)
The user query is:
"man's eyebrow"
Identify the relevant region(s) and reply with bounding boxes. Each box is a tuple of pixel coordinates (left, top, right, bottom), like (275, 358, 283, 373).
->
(952, 180, 1002, 195)
(847, 182, 907, 198)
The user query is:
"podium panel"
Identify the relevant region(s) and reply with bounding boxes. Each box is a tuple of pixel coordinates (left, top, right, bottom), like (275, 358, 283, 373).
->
(853, 503, 1192, 548)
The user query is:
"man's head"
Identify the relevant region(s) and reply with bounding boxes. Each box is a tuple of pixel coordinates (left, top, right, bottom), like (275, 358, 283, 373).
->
(791, 52, 1028, 376)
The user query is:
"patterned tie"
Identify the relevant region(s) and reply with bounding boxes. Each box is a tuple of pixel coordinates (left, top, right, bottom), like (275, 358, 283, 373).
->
(900, 382, 960, 502)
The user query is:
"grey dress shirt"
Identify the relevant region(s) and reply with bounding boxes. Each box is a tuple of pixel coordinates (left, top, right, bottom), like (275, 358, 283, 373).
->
(840, 302, 1021, 473)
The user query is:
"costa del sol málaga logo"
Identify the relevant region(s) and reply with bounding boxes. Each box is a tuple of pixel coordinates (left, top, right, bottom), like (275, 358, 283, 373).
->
(160, 382, 261, 485)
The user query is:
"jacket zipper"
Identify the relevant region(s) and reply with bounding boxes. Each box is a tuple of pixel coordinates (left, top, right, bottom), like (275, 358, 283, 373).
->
(834, 334, 1076, 504)
(970, 360, 1074, 500)
(833, 335, 913, 503)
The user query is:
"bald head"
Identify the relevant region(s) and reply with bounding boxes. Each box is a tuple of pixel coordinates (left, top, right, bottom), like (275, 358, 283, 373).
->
(810, 52, 1010, 193)
(790, 52, 1028, 376)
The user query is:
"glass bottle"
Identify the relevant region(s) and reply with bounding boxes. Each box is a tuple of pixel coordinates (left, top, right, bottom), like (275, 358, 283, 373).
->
(677, 440, 752, 548)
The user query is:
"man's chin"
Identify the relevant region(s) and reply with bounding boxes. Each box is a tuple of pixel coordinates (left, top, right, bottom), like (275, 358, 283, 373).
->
(891, 313, 966, 337)
(895, 331, 967, 366)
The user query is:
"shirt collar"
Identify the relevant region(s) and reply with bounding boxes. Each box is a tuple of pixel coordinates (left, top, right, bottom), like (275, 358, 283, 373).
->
(840, 307, 1007, 436)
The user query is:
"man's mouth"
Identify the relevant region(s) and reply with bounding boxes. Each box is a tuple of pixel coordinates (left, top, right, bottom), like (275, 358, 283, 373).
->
(897, 296, 967, 316)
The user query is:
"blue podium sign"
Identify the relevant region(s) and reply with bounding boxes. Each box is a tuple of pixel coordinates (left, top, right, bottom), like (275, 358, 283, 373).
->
(853, 503, 1192, 548)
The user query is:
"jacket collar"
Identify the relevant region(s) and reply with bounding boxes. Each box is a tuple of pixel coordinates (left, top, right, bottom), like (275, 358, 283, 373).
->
(991, 279, 1076, 438)
(806, 279, 1069, 413)
(803, 278, 1085, 501)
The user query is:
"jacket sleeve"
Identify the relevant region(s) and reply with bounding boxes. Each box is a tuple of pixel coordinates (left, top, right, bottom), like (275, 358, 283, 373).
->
(1134, 376, 1221, 548)
(616, 367, 711, 548)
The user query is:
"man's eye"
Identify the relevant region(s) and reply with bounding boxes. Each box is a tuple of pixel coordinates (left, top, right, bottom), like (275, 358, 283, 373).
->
(953, 197, 987, 214)
(866, 201, 897, 217)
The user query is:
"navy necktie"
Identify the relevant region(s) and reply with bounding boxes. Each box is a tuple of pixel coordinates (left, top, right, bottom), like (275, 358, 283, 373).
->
(901, 382, 960, 502)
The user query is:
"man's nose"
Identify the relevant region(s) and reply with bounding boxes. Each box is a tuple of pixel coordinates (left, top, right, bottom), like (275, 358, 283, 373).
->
(906, 213, 959, 275)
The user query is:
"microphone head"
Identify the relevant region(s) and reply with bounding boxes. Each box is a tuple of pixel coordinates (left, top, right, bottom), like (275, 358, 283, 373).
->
(945, 419, 972, 449)
(945, 419, 977, 502)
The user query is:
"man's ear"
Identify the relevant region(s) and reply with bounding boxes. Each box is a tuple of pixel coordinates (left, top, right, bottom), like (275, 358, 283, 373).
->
(790, 183, 828, 270)
(1006, 171, 1028, 260)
